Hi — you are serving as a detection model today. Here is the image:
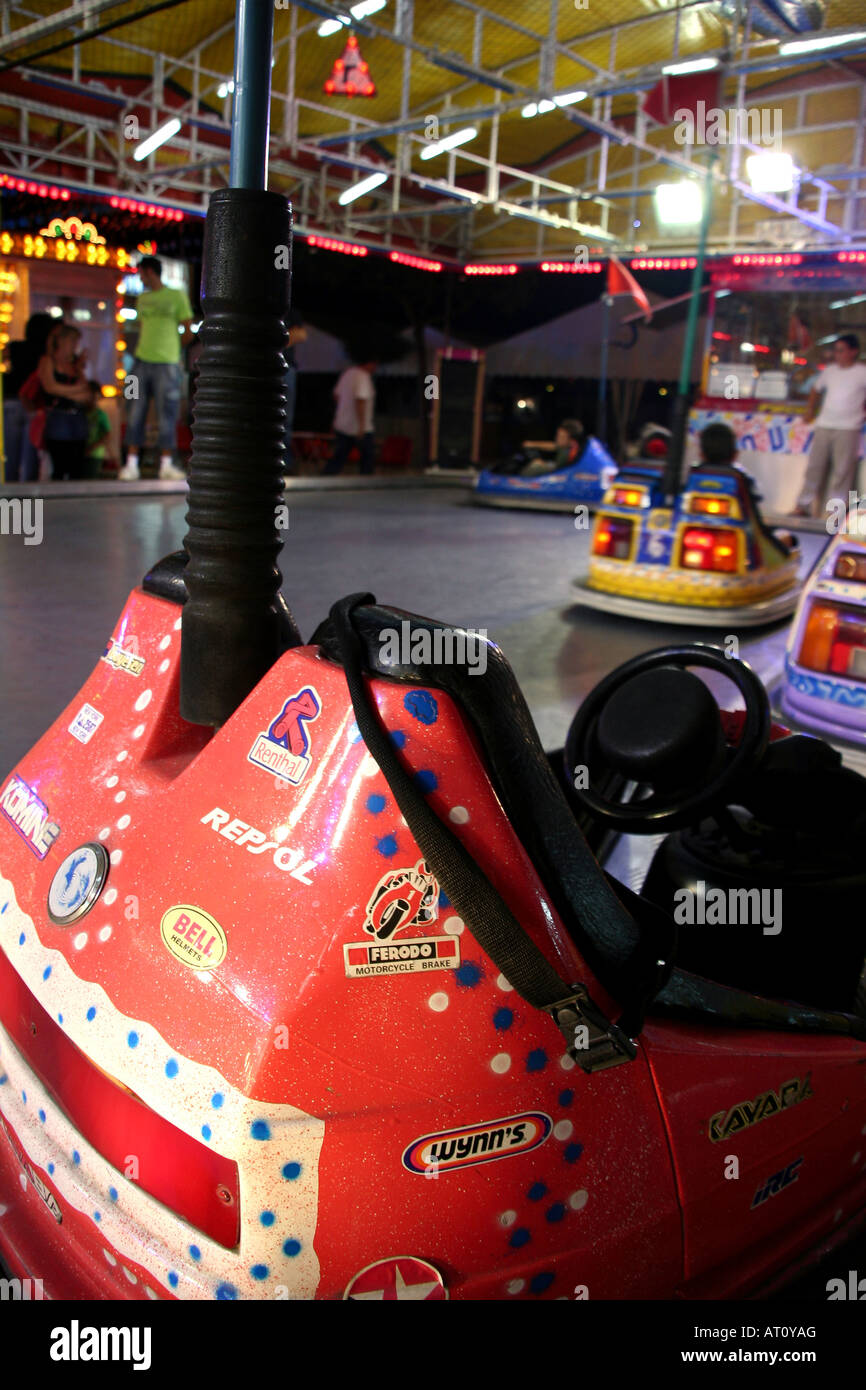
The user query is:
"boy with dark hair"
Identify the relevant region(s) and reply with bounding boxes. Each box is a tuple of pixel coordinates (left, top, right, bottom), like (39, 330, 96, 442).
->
(522, 418, 585, 476)
(695, 421, 738, 469)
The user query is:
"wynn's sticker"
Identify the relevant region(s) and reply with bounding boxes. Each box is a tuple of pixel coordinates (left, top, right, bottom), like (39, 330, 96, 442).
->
(248, 686, 321, 785)
(102, 639, 145, 676)
(344, 935, 459, 978)
(68, 702, 104, 745)
(160, 905, 227, 971)
(402, 1112, 552, 1176)
(0, 773, 60, 859)
(364, 859, 439, 941)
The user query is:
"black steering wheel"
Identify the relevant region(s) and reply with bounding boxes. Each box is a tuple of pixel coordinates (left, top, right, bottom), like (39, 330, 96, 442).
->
(566, 644, 771, 832)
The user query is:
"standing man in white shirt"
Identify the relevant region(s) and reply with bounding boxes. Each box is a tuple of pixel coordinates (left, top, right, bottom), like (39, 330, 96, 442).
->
(324, 358, 377, 475)
(795, 334, 866, 516)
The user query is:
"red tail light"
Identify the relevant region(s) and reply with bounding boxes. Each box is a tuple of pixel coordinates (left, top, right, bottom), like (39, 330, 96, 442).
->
(680, 527, 738, 573)
(799, 602, 866, 681)
(0, 947, 239, 1248)
(593, 518, 633, 559)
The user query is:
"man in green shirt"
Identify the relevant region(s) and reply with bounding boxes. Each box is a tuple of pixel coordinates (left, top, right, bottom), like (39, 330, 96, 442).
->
(119, 255, 193, 481)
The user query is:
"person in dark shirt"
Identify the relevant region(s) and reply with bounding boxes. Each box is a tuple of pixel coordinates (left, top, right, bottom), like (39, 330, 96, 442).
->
(3, 312, 53, 481)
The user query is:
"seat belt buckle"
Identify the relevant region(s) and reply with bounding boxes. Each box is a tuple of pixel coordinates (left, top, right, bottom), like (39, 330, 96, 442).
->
(546, 985, 638, 1074)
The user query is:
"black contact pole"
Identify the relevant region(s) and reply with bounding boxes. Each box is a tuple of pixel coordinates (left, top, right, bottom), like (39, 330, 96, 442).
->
(180, 0, 299, 728)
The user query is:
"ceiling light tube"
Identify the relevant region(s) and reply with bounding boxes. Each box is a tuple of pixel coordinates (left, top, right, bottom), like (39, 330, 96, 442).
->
(337, 170, 388, 204)
(133, 118, 182, 162)
(661, 57, 720, 76)
(419, 127, 478, 160)
(779, 30, 866, 56)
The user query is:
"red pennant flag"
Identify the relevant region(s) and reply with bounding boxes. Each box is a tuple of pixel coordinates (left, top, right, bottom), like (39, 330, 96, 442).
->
(324, 33, 377, 97)
(641, 70, 721, 127)
(608, 257, 652, 321)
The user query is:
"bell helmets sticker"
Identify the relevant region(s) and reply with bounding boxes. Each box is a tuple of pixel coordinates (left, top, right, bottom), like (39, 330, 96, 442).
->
(402, 1113, 552, 1175)
(343, 1257, 448, 1301)
(248, 687, 321, 785)
(161, 905, 227, 971)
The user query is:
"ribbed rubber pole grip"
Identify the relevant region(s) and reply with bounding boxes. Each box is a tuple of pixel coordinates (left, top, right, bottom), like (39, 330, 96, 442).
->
(181, 187, 299, 727)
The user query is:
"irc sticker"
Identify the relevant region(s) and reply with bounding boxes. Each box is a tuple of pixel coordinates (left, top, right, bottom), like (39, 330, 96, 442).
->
(160, 904, 227, 971)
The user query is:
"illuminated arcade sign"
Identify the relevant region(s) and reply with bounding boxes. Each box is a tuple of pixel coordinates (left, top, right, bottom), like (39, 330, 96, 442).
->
(0, 230, 130, 269)
(38, 215, 106, 244)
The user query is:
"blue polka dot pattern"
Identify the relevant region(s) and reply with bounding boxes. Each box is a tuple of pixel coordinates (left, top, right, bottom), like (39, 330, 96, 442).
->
(546, 1203, 566, 1223)
(282, 1161, 301, 1180)
(564, 1142, 584, 1163)
(250, 1264, 269, 1280)
(493, 1007, 513, 1031)
(127, 1031, 139, 1048)
(57, 1015, 63, 1025)
(404, 690, 438, 724)
(250, 1119, 271, 1141)
(559, 1089, 574, 1106)
(528, 1182, 547, 1202)
(47, 1162, 55, 1175)
(18, 933, 25, 945)
(72, 1150, 81, 1165)
(389, 730, 407, 749)
(168, 1272, 179, 1289)
(109, 1187, 118, 1202)
(414, 769, 438, 793)
(215, 1282, 237, 1299)
(189, 1245, 201, 1262)
(211, 1092, 224, 1109)
(509, 1227, 531, 1249)
(201, 1125, 212, 1142)
(439, 890, 450, 909)
(86, 1006, 96, 1021)
(456, 961, 482, 988)
(38, 1109, 46, 1123)
(42, 966, 51, 980)
(283, 1238, 301, 1257)
(366, 793, 386, 814)
(530, 1271, 555, 1294)
(165, 1058, 179, 1078)
(94, 1211, 102, 1223)
(260, 1211, 276, 1227)
(376, 834, 398, 858)
(527, 1049, 548, 1072)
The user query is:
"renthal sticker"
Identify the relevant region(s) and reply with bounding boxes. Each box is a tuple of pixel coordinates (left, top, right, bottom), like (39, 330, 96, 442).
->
(751, 1156, 803, 1210)
(0, 1113, 62, 1223)
(248, 686, 321, 785)
(708, 1074, 813, 1143)
(364, 859, 439, 941)
(344, 936, 459, 978)
(160, 904, 227, 971)
(402, 1112, 552, 1175)
(102, 639, 145, 676)
(68, 702, 104, 745)
(200, 808, 316, 883)
(0, 774, 60, 859)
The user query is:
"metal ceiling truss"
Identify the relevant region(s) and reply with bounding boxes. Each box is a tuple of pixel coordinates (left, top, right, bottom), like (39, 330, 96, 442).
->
(0, 0, 864, 258)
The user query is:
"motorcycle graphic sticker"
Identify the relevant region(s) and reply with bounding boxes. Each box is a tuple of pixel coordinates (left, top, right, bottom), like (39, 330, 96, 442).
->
(248, 686, 321, 785)
(364, 859, 439, 940)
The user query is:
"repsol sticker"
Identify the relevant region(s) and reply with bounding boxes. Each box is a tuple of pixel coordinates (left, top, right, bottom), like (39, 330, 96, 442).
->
(102, 639, 144, 676)
(344, 936, 458, 978)
(160, 905, 227, 971)
(402, 1112, 552, 1175)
